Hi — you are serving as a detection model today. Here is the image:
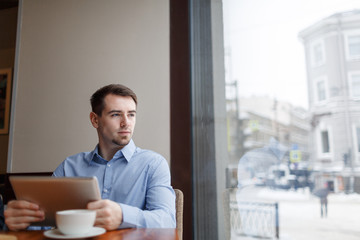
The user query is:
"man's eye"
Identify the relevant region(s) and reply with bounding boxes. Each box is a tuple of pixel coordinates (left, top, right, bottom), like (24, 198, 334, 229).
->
(111, 114, 120, 117)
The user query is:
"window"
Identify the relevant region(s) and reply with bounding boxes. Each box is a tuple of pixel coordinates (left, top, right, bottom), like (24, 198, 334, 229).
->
(349, 72, 360, 98)
(317, 81, 326, 101)
(345, 31, 360, 60)
(351, 125, 360, 165)
(317, 126, 332, 158)
(222, 1, 360, 240)
(348, 35, 360, 58)
(321, 130, 330, 153)
(356, 127, 360, 152)
(314, 77, 327, 102)
(311, 40, 325, 67)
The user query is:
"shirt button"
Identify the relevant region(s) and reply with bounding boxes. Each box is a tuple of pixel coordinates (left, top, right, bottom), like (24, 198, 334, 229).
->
(104, 189, 108, 193)
(107, 164, 111, 167)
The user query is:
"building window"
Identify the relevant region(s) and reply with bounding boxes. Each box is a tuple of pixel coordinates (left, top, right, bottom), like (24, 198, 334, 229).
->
(352, 125, 360, 165)
(349, 72, 360, 98)
(316, 125, 332, 159)
(356, 127, 360, 152)
(311, 40, 325, 67)
(321, 130, 330, 153)
(345, 31, 360, 60)
(314, 77, 327, 103)
(348, 35, 360, 57)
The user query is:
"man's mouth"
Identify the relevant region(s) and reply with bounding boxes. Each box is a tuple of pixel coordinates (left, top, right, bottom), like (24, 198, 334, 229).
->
(118, 130, 130, 135)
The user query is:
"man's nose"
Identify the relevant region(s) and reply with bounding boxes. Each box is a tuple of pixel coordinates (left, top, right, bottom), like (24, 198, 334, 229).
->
(120, 116, 128, 127)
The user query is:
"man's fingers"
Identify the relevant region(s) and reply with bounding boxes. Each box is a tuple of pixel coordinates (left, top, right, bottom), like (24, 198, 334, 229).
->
(94, 217, 111, 229)
(5, 208, 44, 218)
(6, 222, 31, 231)
(7, 200, 40, 210)
(7, 215, 44, 224)
(4, 200, 44, 231)
(87, 200, 122, 230)
(5, 215, 45, 231)
(87, 200, 109, 209)
(93, 208, 112, 218)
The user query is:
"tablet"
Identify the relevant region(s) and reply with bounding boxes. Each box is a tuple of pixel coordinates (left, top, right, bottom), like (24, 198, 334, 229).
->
(9, 176, 101, 226)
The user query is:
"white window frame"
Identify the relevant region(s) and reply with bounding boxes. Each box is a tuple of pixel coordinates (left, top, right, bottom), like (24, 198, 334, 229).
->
(344, 30, 360, 61)
(316, 124, 333, 159)
(348, 71, 360, 99)
(313, 76, 328, 104)
(310, 39, 326, 67)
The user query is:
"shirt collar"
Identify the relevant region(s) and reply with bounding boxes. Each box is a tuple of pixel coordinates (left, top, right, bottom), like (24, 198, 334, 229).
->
(119, 139, 136, 162)
(89, 139, 136, 163)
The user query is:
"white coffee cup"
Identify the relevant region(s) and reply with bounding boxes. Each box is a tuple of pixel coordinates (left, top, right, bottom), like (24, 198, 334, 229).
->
(56, 209, 96, 235)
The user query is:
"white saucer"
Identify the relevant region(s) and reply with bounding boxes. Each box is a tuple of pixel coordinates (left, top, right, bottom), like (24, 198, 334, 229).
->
(43, 227, 106, 239)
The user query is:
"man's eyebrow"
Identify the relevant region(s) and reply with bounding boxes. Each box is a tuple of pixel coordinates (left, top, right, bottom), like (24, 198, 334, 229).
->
(107, 110, 137, 114)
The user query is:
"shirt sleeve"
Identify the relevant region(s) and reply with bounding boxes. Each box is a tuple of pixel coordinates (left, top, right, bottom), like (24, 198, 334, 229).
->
(52, 161, 65, 177)
(119, 159, 176, 228)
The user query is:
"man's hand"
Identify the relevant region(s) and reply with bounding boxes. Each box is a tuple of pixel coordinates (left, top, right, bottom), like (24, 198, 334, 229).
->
(87, 199, 123, 230)
(4, 200, 45, 231)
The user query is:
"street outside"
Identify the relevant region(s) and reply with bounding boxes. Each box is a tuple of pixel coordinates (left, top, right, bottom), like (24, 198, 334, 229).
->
(231, 186, 360, 240)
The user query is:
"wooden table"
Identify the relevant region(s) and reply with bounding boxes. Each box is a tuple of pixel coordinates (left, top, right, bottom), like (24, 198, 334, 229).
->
(0, 228, 179, 240)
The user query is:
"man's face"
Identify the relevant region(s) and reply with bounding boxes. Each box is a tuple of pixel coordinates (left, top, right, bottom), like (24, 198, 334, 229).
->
(91, 94, 136, 149)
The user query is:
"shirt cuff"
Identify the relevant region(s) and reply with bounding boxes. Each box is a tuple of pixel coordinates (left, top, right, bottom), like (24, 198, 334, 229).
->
(119, 203, 139, 228)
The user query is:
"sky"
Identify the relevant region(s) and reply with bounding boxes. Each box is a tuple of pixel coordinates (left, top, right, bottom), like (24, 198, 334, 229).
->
(223, 0, 360, 109)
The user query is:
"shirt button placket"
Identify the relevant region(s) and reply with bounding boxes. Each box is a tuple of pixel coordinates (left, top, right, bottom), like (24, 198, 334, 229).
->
(102, 163, 112, 199)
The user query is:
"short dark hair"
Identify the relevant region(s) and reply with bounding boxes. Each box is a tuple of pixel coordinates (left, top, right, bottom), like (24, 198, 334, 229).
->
(90, 84, 138, 116)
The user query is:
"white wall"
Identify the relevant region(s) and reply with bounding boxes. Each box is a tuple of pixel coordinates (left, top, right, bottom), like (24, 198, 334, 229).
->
(8, 0, 170, 173)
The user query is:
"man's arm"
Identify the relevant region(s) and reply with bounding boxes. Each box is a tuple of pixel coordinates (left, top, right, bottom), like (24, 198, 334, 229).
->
(52, 161, 65, 177)
(88, 159, 176, 229)
(119, 159, 176, 228)
(54, 154, 176, 229)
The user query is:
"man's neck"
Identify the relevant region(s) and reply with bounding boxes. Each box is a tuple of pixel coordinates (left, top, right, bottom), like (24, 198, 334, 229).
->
(98, 144, 122, 161)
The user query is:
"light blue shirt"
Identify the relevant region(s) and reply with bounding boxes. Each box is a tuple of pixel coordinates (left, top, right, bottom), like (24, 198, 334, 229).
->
(53, 139, 176, 228)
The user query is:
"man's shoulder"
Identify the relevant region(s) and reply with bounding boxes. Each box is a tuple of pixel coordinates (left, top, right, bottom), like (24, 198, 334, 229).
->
(65, 150, 93, 162)
(133, 147, 167, 164)
(54, 150, 94, 176)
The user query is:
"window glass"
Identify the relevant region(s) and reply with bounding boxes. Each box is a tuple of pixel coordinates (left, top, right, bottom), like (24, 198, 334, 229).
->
(321, 130, 330, 153)
(313, 44, 322, 64)
(356, 127, 360, 152)
(312, 41, 324, 66)
(348, 35, 360, 58)
(222, 0, 360, 239)
(350, 73, 360, 98)
(316, 79, 326, 101)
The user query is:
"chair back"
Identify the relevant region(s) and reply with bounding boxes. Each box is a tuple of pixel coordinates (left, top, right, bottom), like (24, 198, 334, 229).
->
(174, 189, 184, 240)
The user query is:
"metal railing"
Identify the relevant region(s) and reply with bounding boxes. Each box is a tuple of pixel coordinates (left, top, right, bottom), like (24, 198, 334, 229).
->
(229, 200, 279, 239)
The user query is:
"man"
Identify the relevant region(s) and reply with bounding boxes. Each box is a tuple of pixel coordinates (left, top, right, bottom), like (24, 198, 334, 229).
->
(5, 84, 176, 231)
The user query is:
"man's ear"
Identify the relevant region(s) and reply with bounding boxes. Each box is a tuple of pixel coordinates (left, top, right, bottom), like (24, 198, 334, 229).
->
(90, 112, 99, 128)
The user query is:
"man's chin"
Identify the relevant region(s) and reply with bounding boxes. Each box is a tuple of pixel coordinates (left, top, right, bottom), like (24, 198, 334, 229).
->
(112, 139, 130, 147)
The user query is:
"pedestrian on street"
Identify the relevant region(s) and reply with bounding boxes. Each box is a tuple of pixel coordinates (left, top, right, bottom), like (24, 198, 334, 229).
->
(313, 183, 329, 218)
